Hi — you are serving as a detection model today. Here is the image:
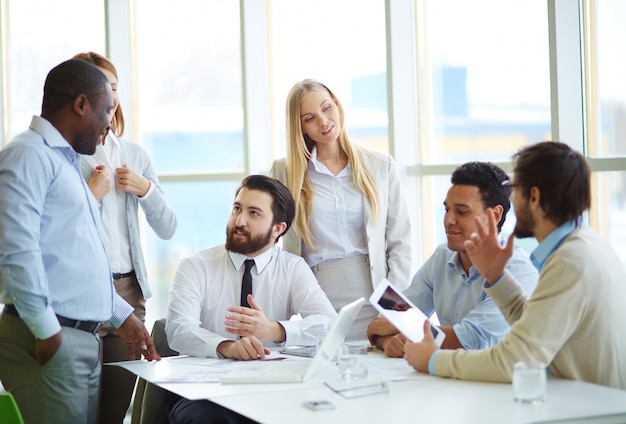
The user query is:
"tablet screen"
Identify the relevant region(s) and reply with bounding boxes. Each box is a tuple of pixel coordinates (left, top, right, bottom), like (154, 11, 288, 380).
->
(370, 279, 444, 345)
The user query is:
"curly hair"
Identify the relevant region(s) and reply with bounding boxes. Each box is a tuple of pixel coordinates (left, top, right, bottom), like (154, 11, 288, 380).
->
(451, 161, 511, 232)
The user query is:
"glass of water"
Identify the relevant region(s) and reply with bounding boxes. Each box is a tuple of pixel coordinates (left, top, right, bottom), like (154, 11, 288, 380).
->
(512, 361, 547, 404)
(337, 344, 368, 380)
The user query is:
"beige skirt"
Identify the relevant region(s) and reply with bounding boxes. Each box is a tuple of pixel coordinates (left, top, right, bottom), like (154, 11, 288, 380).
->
(311, 254, 376, 341)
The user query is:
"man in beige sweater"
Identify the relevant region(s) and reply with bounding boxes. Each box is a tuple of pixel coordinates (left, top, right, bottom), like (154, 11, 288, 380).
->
(404, 141, 626, 390)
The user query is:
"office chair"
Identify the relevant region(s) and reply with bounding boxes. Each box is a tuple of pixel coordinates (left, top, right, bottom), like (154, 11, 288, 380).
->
(131, 318, 179, 424)
(0, 391, 25, 424)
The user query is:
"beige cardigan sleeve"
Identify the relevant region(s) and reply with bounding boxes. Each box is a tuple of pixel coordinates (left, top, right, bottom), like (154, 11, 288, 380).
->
(433, 229, 626, 390)
(269, 159, 303, 255)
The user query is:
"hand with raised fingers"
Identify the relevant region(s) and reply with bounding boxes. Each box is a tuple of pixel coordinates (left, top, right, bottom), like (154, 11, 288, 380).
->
(464, 208, 515, 285)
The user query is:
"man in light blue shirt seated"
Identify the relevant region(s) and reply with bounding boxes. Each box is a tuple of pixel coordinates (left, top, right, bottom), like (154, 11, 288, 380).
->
(368, 162, 538, 355)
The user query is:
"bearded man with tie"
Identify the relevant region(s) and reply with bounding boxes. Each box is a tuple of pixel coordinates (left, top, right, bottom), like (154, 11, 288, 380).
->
(166, 174, 336, 358)
(165, 174, 337, 423)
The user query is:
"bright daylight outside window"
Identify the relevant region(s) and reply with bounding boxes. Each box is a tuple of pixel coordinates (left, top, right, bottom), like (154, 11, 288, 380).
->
(269, 0, 388, 158)
(135, 0, 243, 323)
(587, 0, 626, 264)
(5, 1, 104, 139)
(416, 0, 550, 256)
(4, 0, 623, 324)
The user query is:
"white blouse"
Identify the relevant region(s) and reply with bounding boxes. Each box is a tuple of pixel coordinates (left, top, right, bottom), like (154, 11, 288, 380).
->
(303, 147, 368, 267)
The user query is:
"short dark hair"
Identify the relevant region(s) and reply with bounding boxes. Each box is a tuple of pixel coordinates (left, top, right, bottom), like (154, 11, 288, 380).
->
(236, 175, 295, 242)
(41, 59, 109, 116)
(513, 141, 590, 226)
(451, 161, 511, 232)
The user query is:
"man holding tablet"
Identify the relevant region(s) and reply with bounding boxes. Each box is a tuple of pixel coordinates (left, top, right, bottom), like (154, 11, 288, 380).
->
(370, 278, 446, 346)
(368, 162, 538, 355)
(405, 142, 626, 390)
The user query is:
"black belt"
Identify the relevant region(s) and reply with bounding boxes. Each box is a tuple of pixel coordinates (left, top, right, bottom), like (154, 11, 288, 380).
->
(112, 270, 135, 280)
(3, 304, 102, 335)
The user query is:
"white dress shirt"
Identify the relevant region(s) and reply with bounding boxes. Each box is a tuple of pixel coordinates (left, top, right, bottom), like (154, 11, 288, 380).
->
(91, 134, 133, 273)
(80, 133, 176, 299)
(303, 147, 368, 267)
(271, 150, 412, 292)
(166, 245, 337, 358)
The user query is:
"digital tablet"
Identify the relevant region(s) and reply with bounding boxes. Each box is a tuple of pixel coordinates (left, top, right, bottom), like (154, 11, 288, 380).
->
(279, 346, 317, 358)
(369, 278, 446, 346)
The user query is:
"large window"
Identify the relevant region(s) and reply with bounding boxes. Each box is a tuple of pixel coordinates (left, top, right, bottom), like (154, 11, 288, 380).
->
(2, 0, 104, 139)
(590, 0, 626, 157)
(135, 1, 243, 174)
(586, 0, 626, 264)
(414, 0, 550, 255)
(268, 0, 388, 156)
(133, 0, 243, 319)
(1, 0, 625, 328)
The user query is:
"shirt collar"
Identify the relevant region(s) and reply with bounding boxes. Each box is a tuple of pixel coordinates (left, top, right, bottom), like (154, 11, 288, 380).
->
(96, 132, 123, 163)
(448, 250, 464, 272)
(30, 115, 80, 164)
(102, 130, 122, 150)
(309, 146, 351, 177)
(447, 237, 507, 277)
(310, 146, 326, 174)
(228, 246, 275, 274)
(530, 220, 578, 272)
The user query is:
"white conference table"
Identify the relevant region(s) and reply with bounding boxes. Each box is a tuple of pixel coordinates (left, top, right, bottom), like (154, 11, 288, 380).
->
(113, 352, 626, 424)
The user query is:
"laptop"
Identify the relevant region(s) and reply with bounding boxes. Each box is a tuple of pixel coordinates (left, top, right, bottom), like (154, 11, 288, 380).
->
(220, 297, 365, 384)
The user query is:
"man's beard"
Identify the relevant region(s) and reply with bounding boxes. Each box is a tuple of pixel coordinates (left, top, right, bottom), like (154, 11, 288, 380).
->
(513, 203, 535, 239)
(225, 225, 274, 254)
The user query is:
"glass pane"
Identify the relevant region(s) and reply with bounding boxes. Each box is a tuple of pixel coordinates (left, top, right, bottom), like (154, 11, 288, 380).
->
(418, 0, 551, 163)
(135, 0, 242, 174)
(269, 0, 388, 156)
(593, 0, 626, 156)
(145, 180, 240, 323)
(592, 172, 626, 265)
(6, 1, 104, 138)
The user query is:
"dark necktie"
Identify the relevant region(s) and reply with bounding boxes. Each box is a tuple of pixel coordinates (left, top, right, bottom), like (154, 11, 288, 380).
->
(241, 259, 255, 307)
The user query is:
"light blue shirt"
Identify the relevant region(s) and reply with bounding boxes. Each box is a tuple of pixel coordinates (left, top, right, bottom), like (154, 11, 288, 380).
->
(0, 116, 133, 339)
(404, 241, 538, 349)
(530, 220, 577, 272)
(429, 223, 580, 375)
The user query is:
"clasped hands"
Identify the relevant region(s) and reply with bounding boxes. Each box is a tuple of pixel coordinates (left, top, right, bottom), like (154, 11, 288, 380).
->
(218, 294, 285, 360)
(367, 316, 408, 358)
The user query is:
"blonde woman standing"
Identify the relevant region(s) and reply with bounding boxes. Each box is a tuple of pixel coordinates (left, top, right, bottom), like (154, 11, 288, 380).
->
(271, 79, 411, 340)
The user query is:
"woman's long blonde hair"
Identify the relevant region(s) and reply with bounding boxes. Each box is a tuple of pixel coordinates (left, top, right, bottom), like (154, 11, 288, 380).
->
(285, 79, 379, 249)
(72, 52, 125, 137)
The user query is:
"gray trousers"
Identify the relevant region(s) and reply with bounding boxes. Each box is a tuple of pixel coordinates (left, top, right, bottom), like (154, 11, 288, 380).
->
(0, 311, 101, 424)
